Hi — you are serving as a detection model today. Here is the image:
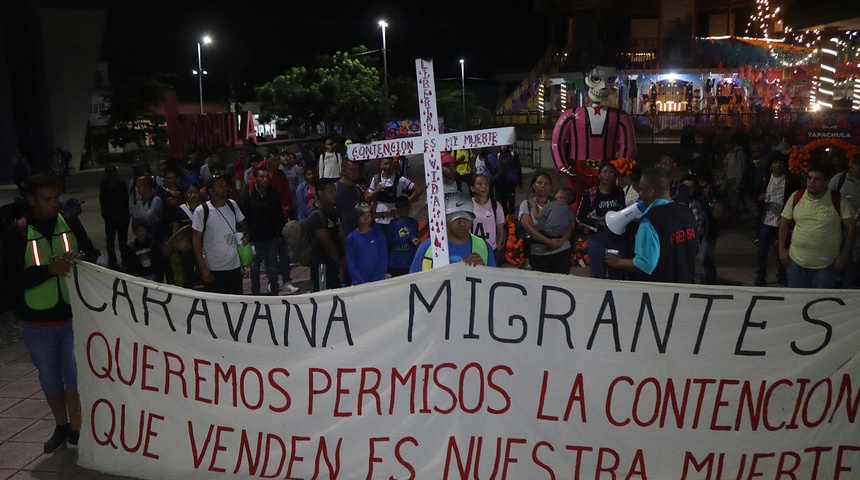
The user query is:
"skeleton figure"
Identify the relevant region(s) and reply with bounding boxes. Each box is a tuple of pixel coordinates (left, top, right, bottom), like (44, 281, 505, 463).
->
(551, 65, 636, 198)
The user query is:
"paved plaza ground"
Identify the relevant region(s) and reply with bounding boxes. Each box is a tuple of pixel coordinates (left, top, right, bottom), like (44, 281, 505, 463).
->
(0, 157, 776, 479)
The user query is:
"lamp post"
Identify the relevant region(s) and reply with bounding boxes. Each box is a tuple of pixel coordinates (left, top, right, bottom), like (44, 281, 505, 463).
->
(195, 35, 212, 114)
(379, 20, 389, 116)
(459, 59, 466, 128)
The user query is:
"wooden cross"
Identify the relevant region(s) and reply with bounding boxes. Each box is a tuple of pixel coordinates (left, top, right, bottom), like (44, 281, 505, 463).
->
(347, 59, 516, 267)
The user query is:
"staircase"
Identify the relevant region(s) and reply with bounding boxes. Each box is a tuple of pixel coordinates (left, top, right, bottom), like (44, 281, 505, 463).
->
(497, 48, 568, 114)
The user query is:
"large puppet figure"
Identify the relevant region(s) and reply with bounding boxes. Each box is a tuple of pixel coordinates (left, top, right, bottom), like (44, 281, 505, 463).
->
(551, 65, 636, 198)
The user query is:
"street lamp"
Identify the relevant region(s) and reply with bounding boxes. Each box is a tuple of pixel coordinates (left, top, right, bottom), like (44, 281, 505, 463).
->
(378, 20, 389, 116)
(195, 35, 212, 114)
(459, 59, 466, 127)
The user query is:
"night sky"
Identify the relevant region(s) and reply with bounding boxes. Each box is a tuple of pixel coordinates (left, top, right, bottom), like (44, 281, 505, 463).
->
(49, 0, 555, 102)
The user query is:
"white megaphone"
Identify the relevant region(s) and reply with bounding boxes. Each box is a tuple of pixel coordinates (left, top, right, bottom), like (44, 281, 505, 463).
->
(605, 200, 645, 235)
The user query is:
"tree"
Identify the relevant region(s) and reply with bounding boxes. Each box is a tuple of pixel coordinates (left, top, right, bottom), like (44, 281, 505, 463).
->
(256, 46, 388, 135)
(254, 66, 322, 130)
(104, 72, 174, 150)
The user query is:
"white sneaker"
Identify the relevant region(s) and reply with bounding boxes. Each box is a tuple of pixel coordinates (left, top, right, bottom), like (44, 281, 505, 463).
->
(282, 283, 300, 294)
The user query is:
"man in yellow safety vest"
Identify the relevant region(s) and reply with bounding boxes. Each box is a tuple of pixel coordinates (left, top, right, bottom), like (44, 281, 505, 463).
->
(1, 173, 83, 452)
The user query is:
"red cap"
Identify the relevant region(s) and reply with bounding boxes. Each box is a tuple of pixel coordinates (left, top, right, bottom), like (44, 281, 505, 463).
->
(441, 154, 456, 165)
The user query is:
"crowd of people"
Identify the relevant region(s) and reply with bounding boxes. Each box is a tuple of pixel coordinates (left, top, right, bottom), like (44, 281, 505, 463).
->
(3, 127, 860, 456)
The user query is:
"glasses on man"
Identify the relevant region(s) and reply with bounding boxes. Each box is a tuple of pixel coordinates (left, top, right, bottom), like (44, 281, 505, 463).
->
(657, 160, 673, 166)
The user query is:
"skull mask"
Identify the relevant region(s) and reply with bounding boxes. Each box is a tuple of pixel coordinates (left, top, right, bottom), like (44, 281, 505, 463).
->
(584, 65, 618, 106)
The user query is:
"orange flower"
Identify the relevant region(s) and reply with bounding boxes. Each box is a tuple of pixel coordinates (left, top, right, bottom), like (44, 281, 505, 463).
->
(504, 214, 525, 266)
(571, 235, 589, 265)
(789, 139, 859, 175)
(611, 158, 637, 177)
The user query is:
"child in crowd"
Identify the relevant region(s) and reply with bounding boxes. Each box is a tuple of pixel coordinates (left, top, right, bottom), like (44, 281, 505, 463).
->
(345, 202, 388, 285)
(386, 196, 420, 277)
(295, 167, 317, 220)
(529, 187, 577, 239)
(125, 219, 165, 282)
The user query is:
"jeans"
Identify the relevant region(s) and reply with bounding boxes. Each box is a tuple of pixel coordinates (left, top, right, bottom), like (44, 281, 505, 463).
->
(252, 240, 280, 294)
(277, 239, 292, 286)
(755, 224, 786, 282)
(586, 228, 623, 279)
(787, 260, 837, 289)
(22, 323, 77, 395)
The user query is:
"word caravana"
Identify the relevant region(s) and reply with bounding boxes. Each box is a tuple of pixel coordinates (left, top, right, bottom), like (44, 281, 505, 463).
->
(74, 275, 354, 348)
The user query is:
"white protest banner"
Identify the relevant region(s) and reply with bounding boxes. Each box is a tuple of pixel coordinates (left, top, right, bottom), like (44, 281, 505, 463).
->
(346, 59, 516, 267)
(70, 262, 860, 479)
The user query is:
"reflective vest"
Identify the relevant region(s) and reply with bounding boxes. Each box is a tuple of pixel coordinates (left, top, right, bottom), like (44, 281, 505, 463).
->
(23, 215, 77, 310)
(422, 234, 489, 271)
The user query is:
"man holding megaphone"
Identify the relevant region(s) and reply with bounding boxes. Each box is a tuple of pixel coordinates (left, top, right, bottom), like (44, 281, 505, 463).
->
(605, 169, 698, 283)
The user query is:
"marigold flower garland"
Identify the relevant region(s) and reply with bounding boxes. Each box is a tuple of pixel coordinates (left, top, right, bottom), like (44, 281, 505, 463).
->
(571, 236, 588, 266)
(788, 138, 859, 175)
(504, 214, 524, 266)
(611, 157, 637, 176)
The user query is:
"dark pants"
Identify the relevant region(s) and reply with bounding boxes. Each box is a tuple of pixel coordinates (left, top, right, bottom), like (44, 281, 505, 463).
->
(531, 248, 571, 274)
(494, 184, 517, 216)
(277, 239, 292, 286)
(755, 224, 786, 283)
(310, 261, 341, 292)
(587, 228, 623, 279)
(204, 268, 243, 295)
(104, 217, 129, 267)
(252, 240, 280, 294)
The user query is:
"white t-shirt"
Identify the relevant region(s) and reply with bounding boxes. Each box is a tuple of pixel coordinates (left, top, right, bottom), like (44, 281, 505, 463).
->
(368, 174, 415, 225)
(472, 199, 505, 249)
(319, 152, 342, 179)
(191, 200, 245, 271)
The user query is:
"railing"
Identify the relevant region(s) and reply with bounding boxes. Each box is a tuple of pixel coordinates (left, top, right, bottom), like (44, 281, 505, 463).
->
(512, 140, 541, 169)
(472, 111, 802, 143)
(629, 112, 801, 143)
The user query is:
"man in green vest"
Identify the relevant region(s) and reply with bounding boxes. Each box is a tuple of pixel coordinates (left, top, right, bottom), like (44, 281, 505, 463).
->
(1, 173, 83, 452)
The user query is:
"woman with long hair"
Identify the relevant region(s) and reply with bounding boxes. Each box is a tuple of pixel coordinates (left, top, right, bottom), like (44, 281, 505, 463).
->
(577, 161, 626, 278)
(518, 172, 574, 274)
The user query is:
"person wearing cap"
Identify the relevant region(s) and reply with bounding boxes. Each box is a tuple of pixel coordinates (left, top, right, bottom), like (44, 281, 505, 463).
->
(409, 192, 497, 272)
(1, 174, 84, 451)
(441, 154, 469, 199)
(100, 164, 130, 269)
(61, 198, 99, 262)
(344, 202, 388, 285)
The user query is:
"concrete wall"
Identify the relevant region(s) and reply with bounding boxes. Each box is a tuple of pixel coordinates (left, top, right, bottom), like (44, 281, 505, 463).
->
(0, 2, 105, 180)
(40, 8, 106, 173)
